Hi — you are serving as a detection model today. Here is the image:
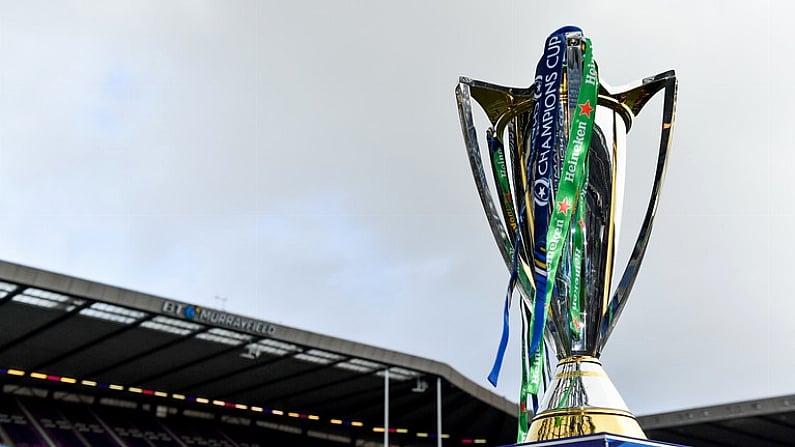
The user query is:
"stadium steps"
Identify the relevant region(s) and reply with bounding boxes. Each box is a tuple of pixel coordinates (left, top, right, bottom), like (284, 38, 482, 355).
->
(164, 417, 237, 447)
(97, 405, 186, 447)
(0, 397, 52, 447)
(17, 397, 91, 447)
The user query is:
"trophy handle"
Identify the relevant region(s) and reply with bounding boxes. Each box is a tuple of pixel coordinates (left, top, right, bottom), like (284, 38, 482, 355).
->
(455, 78, 536, 299)
(596, 71, 678, 352)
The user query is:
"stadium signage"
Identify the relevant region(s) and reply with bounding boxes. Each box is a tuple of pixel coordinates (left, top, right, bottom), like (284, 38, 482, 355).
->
(162, 301, 276, 336)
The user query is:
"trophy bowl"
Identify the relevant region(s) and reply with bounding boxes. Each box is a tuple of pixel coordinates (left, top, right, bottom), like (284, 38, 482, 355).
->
(455, 26, 677, 442)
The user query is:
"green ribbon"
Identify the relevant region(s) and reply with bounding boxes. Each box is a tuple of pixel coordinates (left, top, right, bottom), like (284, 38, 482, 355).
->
(526, 37, 598, 394)
(484, 131, 537, 437)
(568, 164, 588, 339)
(517, 300, 532, 442)
(482, 131, 538, 441)
(487, 129, 520, 238)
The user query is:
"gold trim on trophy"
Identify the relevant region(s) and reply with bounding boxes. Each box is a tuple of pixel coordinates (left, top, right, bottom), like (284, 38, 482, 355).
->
(528, 408, 646, 441)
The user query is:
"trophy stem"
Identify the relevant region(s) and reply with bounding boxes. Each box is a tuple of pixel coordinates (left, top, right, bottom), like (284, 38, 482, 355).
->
(526, 356, 646, 441)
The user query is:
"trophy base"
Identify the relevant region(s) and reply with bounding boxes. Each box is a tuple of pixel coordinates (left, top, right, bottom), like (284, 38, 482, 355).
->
(519, 433, 687, 447)
(526, 356, 646, 442)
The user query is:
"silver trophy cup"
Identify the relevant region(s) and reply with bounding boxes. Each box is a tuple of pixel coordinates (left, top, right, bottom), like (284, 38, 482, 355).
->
(455, 29, 677, 441)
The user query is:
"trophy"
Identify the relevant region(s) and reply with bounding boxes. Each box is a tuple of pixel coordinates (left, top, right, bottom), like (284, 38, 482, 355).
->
(455, 26, 676, 442)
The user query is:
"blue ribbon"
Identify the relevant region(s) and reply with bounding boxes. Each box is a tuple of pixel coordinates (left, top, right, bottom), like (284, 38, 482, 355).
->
(487, 198, 525, 386)
(488, 276, 513, 386)
(527, 26, 580, 358)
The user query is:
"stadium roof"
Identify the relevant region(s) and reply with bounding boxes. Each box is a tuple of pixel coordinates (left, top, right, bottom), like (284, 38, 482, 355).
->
(640, 394, 795, 447)
(0, 260, 517, 446)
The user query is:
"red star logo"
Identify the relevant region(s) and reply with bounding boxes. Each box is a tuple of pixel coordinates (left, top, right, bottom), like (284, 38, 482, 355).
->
(520, 401, 526, 412)
(557, 198, 572, 214)
(578, 100, 594, 117)
(572, 318, 580, 329)
(578, 218, 585, 229)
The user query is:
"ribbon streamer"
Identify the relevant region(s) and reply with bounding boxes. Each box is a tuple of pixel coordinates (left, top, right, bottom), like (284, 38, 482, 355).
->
(527, 38, 599, 391)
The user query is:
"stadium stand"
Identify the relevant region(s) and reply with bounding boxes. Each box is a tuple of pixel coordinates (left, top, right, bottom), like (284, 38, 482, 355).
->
(0, 260, 516, 447)
(0, 384, 407, 447)
(2, 259, 795, 447)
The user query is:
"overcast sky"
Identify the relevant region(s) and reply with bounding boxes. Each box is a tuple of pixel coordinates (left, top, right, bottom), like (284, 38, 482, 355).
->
(0, 0, 791, 416)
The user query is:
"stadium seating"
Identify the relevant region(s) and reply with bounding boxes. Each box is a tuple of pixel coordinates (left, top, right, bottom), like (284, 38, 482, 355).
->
(0, 391, 348, 447)
(16, 398, 84, 447)
(0, 398, 46, 447)
(50, 401, 124, 447)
